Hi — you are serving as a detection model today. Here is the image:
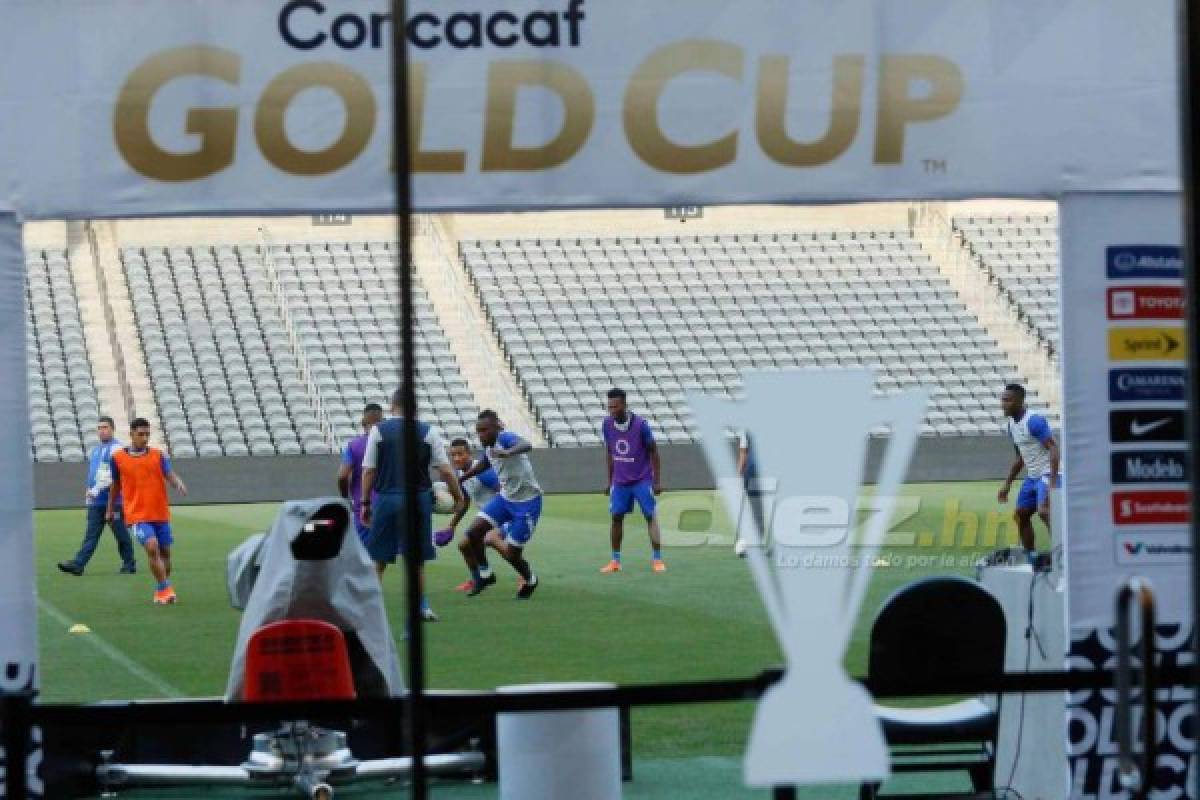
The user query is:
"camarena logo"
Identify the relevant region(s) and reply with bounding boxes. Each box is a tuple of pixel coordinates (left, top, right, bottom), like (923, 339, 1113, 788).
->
(1106, 245, 1184, 280)
(112, 1, 964, 181)
(1109, 368, 1186, 403)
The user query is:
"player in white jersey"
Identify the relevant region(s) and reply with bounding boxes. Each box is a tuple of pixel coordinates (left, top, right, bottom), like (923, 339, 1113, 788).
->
(457, 410, 543, 599)
(439, 437, 503, 591)
(997, 384, 1060, 562)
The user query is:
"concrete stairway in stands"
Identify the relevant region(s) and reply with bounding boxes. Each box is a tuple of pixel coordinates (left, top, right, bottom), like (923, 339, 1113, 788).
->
(67, 222, 130, 435)
(416, 216, 546, 445)
(88, 221, 165, 448)
(914, 203, 1061, 413)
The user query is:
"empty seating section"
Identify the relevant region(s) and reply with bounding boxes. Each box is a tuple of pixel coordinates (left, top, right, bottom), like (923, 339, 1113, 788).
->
(953, 214, 1059, 351)
(262, 241, 478, 445)
(122, 245, 325, 458)
(461, 231, 1049, 445)
(29, 224, 1054, 460)
(27, 250, 97, 462)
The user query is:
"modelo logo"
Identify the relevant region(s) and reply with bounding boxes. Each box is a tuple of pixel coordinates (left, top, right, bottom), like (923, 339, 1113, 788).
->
(1110, 450, 1190, 484)
(1108, 368, 1186, 402)
(112, 38, 963, 179)
(1106, 245, 1184, 280)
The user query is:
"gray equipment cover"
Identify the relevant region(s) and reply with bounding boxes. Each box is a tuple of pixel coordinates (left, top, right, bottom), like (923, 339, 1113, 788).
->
(227, 532, 266, 612)
(224, 498, 404, 701)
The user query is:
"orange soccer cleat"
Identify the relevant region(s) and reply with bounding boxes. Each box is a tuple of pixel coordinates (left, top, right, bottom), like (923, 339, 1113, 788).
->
(652, 559, 667, 573)
(454, 579, 475, 592)
(599, 560, 621, 573)
(152, 586, 177, 605)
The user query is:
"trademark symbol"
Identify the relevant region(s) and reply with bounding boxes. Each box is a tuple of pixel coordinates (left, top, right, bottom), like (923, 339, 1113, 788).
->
(922, 159, 948, 174)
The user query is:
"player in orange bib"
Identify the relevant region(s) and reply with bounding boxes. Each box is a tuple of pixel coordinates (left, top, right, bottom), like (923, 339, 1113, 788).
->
(106, 418, 188, 605)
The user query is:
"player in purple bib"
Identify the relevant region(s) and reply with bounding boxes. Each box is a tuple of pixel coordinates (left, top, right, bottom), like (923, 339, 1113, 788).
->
(599, 388, 666, 573)
(337, 403, 383, 544)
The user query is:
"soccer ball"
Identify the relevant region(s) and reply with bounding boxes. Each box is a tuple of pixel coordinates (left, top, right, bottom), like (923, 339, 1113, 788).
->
(432, 482, 455, 514)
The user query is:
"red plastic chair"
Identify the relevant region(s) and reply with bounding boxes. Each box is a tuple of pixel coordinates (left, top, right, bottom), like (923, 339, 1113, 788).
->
(244, 619, 356, 702)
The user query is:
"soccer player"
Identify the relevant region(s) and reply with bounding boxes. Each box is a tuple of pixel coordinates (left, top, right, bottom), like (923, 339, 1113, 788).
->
(456, 411, 543, 599)
(58, 416, 137, 576)
(105, 418, 188, 605)
(440, 437, 501, 591)
(337, 403, 384, 544)
(360, 389, 465, 622)
(598, 388, 665, 573)
(997, 384, 1060, 563)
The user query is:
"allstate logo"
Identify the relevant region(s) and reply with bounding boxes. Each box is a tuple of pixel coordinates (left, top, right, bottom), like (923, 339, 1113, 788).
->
(1114, 252, 1138, 270)
(1106, 245, 1184, 279)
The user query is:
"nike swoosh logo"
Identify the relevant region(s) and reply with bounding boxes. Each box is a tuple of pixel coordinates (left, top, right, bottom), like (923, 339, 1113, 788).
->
(1130, 418, 1171, 436)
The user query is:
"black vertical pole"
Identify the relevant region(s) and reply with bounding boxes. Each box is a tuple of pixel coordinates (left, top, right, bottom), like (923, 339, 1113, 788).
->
(3, 693, 30, 800)
(1179, 4, 1200, 800)
(389, 2, 427, 798)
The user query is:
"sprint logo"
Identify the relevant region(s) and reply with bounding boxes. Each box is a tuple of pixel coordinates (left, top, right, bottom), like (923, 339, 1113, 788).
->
(1107, 327, 1186, 362)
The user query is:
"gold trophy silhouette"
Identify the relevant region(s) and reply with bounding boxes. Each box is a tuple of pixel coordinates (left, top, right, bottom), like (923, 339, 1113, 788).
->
(691, 370, 927, 787)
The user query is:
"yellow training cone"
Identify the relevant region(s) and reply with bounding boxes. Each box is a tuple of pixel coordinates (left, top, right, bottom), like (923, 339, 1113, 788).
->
(68, 623, 91, 634)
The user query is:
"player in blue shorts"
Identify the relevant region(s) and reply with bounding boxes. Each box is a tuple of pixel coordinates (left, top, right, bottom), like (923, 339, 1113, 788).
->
(598, 388, 665, 573)
(360, 389, 464, 622)
(997, 384, 1060, 564)
(456, 411, 543, 599)
(440, 437, 506, 591)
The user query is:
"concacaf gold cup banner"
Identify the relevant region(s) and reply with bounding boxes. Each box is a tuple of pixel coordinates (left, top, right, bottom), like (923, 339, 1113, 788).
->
(0, 0, 1181, 218)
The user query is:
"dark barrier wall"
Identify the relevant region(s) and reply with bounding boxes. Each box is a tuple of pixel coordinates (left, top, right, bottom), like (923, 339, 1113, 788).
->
(32, 436, 1015, 510)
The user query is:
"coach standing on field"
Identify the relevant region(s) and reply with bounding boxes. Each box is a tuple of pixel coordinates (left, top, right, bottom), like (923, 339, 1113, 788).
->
(58, 416, 136, 576)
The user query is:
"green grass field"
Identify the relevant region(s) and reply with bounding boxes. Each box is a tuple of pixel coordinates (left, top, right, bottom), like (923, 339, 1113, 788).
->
(34, 482, 1034, 798)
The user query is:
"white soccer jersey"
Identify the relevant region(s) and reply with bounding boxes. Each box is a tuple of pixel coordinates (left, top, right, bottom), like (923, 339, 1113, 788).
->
(485, 430, 542, 502)
(1007, 411, 1053, 477)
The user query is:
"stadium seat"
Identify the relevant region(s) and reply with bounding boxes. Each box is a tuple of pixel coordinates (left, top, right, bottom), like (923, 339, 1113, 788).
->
(460, 229, 1049, 442)
(954, 214, 1059, 353)
(243, 619, 356, 702)
(25, 250, 100, 462)
(860, 577, 1005, 799)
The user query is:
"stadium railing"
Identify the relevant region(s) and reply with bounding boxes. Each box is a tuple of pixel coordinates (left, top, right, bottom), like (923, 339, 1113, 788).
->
(260, 228, 336, 453)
